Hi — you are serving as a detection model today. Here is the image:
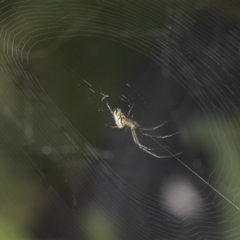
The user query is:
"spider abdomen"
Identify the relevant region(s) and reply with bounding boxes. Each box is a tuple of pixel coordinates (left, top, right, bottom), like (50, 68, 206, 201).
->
(113, 108, 139, 129)
(113, 108, 126, 128)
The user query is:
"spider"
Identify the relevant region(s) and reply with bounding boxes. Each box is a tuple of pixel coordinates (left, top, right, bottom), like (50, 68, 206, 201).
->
(105, 101, 180, 158)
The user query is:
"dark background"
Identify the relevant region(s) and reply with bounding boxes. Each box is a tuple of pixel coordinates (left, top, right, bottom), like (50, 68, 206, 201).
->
(1, 1, 240, 239)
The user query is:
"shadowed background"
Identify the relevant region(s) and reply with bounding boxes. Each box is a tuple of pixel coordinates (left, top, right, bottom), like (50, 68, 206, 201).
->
(1, 1, 240, 240)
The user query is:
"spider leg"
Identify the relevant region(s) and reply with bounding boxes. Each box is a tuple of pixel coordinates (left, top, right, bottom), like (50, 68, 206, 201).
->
(131, 129, 181, 158)
(139, 121, 168, 131)
(105, 123, 118, 128)
(127, 103, 135, 117)
(141, 131, 179, 139)
(131, 129, 156, 151)
(106, 102, 114, 115)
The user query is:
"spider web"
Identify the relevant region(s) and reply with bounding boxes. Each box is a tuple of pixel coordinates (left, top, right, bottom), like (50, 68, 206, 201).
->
(1, 0, 240, 239)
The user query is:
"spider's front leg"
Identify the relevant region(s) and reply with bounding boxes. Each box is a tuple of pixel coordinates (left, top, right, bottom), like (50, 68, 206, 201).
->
(106, 102, 114, 115)
(105, 123, 118, 128)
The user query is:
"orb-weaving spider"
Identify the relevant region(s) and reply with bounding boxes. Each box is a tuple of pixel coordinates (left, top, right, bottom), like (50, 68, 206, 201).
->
(104, 101, 240, 212)
(106, 102, 179, 158)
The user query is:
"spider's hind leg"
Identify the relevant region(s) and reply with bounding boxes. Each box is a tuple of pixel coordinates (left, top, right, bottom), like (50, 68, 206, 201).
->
(141, 131, 179, 139)
(131, 129, 156, 151)
(132, 129, 182, 159)
(139, 121, 179, 139)
(139, 121, 168, 131)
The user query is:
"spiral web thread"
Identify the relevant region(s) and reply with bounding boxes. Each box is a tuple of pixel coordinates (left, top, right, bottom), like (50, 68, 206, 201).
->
(1, 1, 240, 239)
